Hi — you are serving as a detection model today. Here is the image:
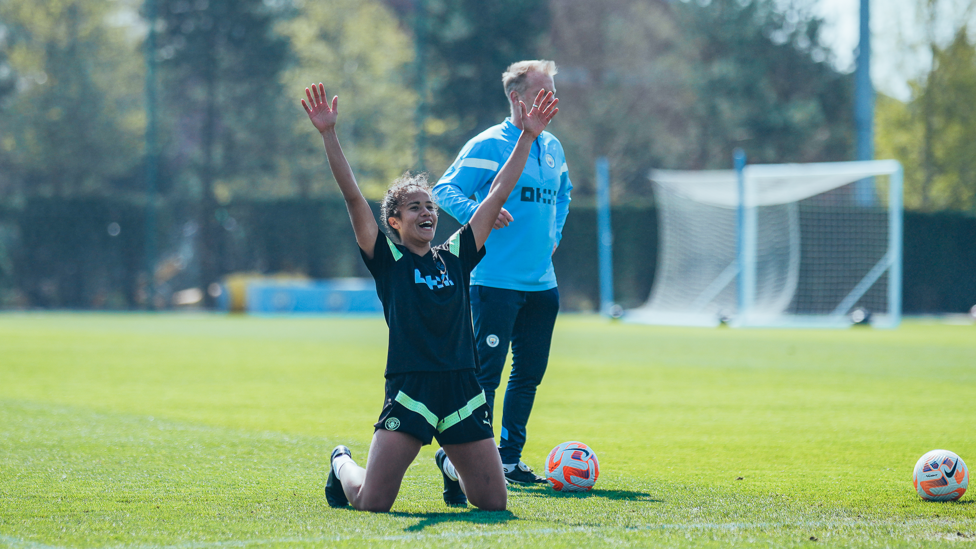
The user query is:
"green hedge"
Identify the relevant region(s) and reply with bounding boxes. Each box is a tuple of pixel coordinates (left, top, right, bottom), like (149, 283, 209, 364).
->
(1, 198, 973, 313)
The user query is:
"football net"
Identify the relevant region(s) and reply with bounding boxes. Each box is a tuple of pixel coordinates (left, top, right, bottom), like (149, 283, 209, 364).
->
(626, 160, 903, 328)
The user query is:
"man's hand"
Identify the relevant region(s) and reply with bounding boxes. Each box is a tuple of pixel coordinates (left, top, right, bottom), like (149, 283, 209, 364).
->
(302, 83, 338, 134)
(494, 208, 514, 229)
(519, 89, 559, 140)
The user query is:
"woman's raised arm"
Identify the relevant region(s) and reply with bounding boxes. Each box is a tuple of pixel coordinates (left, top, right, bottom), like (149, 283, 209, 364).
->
(302, 83, 379, 258)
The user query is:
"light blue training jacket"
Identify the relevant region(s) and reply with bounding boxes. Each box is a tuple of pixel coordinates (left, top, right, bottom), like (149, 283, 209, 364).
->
(432, 118, 572, 291)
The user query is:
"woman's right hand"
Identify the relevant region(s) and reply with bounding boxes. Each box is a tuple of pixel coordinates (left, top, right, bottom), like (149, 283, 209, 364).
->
(302, 83, 338, 134)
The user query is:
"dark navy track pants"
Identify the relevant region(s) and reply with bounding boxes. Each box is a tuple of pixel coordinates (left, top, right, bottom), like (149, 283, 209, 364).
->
(471, 285, 559, 465)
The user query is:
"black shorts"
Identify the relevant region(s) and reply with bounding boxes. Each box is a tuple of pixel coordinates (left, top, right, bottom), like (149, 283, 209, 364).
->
(375, 369, 495, 446)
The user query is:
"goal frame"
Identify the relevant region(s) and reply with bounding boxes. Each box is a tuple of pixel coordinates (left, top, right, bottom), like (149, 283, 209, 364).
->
(626, 159, 903, 329)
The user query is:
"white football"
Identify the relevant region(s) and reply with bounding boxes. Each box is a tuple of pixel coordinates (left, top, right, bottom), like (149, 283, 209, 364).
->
(545, 441, 600, 492)
(913, 449, 969, 501)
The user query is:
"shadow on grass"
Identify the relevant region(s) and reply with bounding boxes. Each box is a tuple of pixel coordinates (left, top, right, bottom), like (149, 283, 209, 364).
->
(391, 509, 517, 532)
(381, 487, 660, 533)
(507, 484, 660, 502)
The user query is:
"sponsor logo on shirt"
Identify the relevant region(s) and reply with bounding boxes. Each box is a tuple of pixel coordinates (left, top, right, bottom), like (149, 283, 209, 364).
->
(415, 269, 454, 290)
(520, 186, 556, 205)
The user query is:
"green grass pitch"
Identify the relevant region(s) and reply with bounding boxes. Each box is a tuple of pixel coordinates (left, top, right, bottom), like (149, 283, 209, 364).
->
(1, 313, 974, 547)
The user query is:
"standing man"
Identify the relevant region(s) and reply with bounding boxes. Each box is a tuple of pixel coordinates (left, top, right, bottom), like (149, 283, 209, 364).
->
(432, 60, 572, 484)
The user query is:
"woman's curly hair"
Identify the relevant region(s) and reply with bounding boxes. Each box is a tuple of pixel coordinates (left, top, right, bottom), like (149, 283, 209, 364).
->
(379, 172, 438, 243)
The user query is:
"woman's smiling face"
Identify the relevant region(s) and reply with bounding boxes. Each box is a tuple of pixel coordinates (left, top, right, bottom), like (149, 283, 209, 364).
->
(388, 189, 438, 248)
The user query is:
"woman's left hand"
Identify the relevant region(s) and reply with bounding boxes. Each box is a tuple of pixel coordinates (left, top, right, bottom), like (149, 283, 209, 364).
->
(519, 89, 559, 140)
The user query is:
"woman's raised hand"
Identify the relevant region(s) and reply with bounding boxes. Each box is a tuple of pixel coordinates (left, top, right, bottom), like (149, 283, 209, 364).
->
(302, 83, 338, 134)
(519, 89, 559, 139)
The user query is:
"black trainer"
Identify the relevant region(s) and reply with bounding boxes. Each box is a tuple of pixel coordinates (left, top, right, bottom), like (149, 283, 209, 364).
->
(503, 461, 547, 484)
(435, 448, 467, 506)
(325, 445, 351, 508)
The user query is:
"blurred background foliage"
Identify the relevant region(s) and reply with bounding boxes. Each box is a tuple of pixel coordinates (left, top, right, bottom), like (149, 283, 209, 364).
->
(0, 0, 146, 199)
(0, 0, 974, 309)
(0, 0, 868, 203)
(876, 28, 976, 212)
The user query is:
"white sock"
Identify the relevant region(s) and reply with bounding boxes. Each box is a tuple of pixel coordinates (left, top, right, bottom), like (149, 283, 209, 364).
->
(332, 454, 354, 479)
(442, 456, 459, 482)
(502, 462, 517, 473)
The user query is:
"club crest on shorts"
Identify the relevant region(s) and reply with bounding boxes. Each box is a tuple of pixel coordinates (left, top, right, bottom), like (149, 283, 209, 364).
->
(384, 417, 400, 431)
(486, 334, 500, 348)
(545, 153, 555, 168)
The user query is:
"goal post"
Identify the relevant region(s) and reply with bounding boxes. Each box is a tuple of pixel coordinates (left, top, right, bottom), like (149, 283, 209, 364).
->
(625, 159, 903, 328)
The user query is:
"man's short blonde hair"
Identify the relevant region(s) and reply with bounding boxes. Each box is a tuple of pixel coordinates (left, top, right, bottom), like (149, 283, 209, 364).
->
(502, 60, 558, 98)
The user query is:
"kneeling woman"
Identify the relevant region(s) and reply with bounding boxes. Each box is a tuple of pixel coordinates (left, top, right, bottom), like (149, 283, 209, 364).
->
(301, 83, 558, 512)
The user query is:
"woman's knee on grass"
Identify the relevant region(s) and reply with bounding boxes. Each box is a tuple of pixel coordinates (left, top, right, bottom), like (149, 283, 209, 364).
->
(443, 438, 507, 511)
(465, 484, 507, 511)
(347, 479, 402, 513)
(351, 492, 397, 513)
(348, 430, 421, 513)
(458, 466, 507, 511)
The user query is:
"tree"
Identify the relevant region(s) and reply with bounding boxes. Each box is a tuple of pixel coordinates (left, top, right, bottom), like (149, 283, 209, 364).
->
(382, 0, 550, 175)
(0, 0, 146, 307)
(0, 20, 19, 198)
(678, 0, 852, 167)
(877, 28, 976, 212)
(0, 23, 16, 110)
(0, 0, 145, 199)
(541, 0, 853, 199)
(541, 0, 697, 199)
(277, 0, 418, 199)
(151, 0, 291, 297)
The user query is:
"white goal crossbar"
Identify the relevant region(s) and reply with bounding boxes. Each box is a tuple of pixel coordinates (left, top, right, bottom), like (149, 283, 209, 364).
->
(626, 160, 903, 328)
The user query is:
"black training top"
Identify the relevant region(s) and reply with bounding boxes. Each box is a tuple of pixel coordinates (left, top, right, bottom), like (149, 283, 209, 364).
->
(360, 224, 486, 377)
